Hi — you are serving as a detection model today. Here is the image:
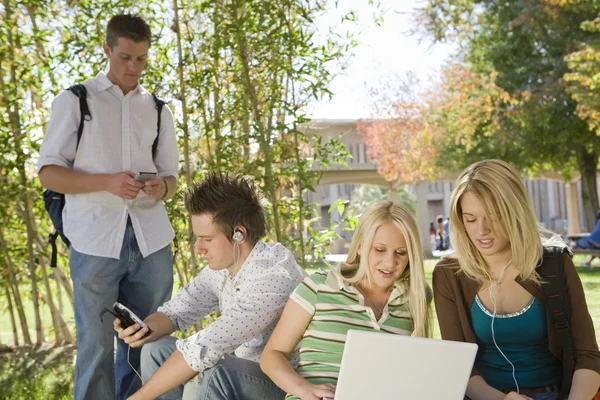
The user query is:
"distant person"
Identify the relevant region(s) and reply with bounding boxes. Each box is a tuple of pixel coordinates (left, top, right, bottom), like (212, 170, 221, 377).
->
(572, 209, 600, 268)
(436, 214, 446, 250)
(443, 217, 451, 250)
(261, 201, 432, 399)
(117, 173, 306, 400)
(37, 14, 178, 400)
(430, 221, 437, 252)
(434, 160, 600, 400)
(572, 209, 600, 250)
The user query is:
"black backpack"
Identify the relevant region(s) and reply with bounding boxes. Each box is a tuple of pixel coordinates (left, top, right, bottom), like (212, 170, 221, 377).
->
(537, 246, 574, 400)
(43, 84, 166, 268)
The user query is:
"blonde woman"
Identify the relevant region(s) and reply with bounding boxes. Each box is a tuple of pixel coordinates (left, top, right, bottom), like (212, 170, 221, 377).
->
(434, 159, 600, 400)
(260, 201, 431, 400)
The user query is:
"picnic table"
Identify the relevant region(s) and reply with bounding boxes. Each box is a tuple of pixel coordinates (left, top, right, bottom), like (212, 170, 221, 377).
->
(566, 233, 600, 268)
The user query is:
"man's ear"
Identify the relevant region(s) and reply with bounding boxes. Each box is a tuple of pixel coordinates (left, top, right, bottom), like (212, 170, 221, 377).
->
(103, 43, 111, 57)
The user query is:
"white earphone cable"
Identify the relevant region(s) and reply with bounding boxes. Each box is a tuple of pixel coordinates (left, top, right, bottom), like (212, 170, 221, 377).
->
(127, 344, 144, 383)
(484, 259, 519, 393)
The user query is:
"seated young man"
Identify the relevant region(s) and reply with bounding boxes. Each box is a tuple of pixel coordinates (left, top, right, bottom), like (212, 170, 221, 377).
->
(115, 172, 306, 400)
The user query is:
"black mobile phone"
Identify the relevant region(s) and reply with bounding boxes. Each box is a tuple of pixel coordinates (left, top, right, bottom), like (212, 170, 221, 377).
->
(99, 302, 152, 338)
(134, 171, 157, 183)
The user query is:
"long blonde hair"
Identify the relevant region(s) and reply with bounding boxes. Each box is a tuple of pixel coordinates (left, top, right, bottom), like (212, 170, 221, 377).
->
(340, 201, 431, 338)
(449, 159, 565, 285)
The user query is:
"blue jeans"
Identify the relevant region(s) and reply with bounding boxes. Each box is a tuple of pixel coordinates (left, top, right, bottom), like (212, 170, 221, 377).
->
(530, 393, 561, 400)
(70, 220, 173, 400)
(140, 336, 286, 400)
(465, 392, 562, 400)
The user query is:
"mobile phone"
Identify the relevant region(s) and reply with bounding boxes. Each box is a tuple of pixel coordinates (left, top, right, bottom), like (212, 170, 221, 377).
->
(99, 302, 152, 338)
(134, 172, 157, 183)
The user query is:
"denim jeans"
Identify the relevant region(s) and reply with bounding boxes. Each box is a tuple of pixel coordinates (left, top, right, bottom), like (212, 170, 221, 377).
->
(465, 391, 562, 400)
(530, 393, 561, 400)
(141, 336, 286, 400)
(70, 219, 173, 400)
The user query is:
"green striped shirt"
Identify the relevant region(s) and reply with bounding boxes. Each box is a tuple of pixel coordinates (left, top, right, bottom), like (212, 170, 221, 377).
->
(286, 268, 413, 399)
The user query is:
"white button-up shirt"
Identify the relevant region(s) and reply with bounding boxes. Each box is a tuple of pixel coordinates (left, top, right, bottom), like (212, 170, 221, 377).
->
(158, 241, 307, 373)
(37, 72, 179, 259)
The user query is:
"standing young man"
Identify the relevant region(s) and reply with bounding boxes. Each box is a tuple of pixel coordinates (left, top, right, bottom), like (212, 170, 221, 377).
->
(115, 172, 306, 400)
(37, 14, 179, 400)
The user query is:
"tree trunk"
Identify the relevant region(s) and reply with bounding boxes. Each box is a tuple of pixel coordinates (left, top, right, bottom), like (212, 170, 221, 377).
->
(55, 268, 65, 315)
(4, 0, 43, 347)
(32, 213, 75, 307)
(40, 260, 63, 344)
(4, 280, 19, 346)
(34, 251, 74, 344)
(54, 266, 74, 306)
(211, 2, 224, 167)
(173, 0, 198, 276)
(234, 22, 283, 242)
(577, 148, 600, 232)
(0, 228, 32, 346)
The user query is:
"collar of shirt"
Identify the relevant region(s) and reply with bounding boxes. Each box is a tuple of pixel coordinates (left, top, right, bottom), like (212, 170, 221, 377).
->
(95, 71, 147, 97)
(325, 265, 405, 302)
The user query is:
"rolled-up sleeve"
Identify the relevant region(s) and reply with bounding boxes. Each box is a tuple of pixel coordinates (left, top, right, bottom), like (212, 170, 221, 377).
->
(176, 274, 295, 373)
(157, 271, 219, 332)
(37, 91, 79, 173)
(153, 104, 178, 179)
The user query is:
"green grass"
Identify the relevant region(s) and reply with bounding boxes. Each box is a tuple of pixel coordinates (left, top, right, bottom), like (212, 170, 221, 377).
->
(0, 255, 598, 398)
(0, 345, 75, 400)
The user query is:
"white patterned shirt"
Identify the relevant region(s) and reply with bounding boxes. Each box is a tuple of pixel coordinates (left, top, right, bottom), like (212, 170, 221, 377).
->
(37, 72, 179, 259)
(158, 241, 307, 373)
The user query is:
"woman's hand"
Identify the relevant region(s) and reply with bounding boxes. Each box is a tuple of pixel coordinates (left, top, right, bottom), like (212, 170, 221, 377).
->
(294, 381, 336, 400)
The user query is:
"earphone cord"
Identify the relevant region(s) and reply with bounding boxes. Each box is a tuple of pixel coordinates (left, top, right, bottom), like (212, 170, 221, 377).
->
(127, 344, 144, 383)
(486, 259, 519, 394)
(232, 241, 240, 277)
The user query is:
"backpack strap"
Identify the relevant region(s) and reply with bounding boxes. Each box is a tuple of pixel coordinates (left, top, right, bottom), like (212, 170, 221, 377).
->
(67, 84, 91, 150)
(49, 231, 59, 268)
(151, 94, 166, 159)
(538, 246, 573, 400)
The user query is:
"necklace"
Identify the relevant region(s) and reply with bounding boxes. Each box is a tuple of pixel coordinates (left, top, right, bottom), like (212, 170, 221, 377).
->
(357, 284, 393, 319)
(487, 259, 513, 287)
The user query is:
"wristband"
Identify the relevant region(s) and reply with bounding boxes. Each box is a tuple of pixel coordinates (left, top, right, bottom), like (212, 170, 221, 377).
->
(161, 178, 169, 200)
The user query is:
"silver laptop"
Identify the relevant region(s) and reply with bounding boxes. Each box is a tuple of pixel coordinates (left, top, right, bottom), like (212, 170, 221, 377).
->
(332, 330, 478, 400)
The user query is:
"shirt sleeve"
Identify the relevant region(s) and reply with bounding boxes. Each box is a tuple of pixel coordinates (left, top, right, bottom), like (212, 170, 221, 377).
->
(432, 262, 481, 378)
(564, 255, 600, 373)
(37, 90, 80, 173)
(153, 104, 179, 179)
(157, 269, 219, 332)
(175, 272, 296, 373)
(289, 274, 319, 315)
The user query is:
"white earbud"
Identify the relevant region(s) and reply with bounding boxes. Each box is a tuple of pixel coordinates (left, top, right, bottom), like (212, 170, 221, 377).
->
(233, 230, 244, 242)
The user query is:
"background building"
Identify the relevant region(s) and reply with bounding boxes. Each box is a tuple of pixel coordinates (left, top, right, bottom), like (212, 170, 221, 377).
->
(304, 119, 598, 254)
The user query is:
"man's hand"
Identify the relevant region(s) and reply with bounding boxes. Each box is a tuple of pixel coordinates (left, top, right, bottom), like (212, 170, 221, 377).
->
(106, 171, 145, 199)
(114, 318, 153, 348)
(143, 177, 166, 199)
